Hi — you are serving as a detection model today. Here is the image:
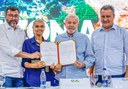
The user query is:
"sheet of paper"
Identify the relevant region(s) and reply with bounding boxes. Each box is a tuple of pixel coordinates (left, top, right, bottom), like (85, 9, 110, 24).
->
(40, 40, 76, 66)
(59, 40, 76, 65)
(40, 42, 57, 66)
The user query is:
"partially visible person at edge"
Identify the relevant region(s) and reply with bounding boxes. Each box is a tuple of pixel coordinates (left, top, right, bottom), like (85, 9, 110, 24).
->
(21, 19, 56, 87)
(0, 6, 40, 87)
(53, 14, 95, 85)
(90, 5, 128, 78)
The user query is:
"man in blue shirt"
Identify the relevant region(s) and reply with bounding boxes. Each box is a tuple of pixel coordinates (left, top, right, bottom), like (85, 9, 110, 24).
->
(91, 5, 128, 77)
(54, 14, 95, 85)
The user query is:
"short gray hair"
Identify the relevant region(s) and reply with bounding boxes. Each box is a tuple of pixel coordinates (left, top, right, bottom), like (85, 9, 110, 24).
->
(100, 5, 115, 15)
(64, 14, 79, 23)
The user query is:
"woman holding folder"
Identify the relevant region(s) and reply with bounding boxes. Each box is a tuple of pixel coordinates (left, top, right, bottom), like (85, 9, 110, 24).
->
(21, 19, 55, 87)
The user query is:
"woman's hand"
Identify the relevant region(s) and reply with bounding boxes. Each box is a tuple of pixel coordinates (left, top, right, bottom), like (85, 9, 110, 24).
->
(50, 63, 55, 69)
(31, 60, 45, 68)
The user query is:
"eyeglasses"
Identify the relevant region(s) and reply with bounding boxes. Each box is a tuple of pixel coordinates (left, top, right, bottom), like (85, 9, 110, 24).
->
(34, 25, 44, 29)
(7, 14, 19, 19)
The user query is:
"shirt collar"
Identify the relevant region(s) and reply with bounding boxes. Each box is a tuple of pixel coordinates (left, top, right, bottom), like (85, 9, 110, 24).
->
(31, 36, 45, 44)
(4, 20, 20, 30)
(65, 30, 79, 37)
(99, 24, 116, 31)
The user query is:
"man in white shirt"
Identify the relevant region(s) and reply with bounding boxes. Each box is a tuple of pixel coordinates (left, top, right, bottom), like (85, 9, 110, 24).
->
(0, 6, 40, 87)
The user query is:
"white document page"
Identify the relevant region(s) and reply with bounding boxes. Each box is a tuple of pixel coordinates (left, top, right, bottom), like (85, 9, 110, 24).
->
(59, 40, 76, 65)
(40, 42, 57, 66)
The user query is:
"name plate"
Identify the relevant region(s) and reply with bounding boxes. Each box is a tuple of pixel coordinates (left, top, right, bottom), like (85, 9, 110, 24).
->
(60, 78, 90, 87)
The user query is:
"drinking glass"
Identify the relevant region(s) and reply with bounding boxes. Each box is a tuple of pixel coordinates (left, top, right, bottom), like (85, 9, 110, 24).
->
(0, 75, 5, 88)
(90, 75, 98, 87)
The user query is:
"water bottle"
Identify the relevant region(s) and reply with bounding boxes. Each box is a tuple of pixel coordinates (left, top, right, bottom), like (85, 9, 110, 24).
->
(102, 68, 108, 87)
(0, 75, 5, 88)
(40, 69, 46, 88)
(102, 68, 112, 87)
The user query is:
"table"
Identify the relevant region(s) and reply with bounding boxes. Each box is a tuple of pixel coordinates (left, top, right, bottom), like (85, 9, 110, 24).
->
(1, 78, 128, 89)
(0, 86, 126, 89)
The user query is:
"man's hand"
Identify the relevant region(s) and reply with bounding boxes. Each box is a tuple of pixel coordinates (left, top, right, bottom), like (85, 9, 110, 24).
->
(54, 64, 62, 72)
(15, 51, 41, 59)
(125, 66, 128, 78)
(30, 51, 41, 59)
(89, 66, 95, 76)
(74, 60, 85, 68)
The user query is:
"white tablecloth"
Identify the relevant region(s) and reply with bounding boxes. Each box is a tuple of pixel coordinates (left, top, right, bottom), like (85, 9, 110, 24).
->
(2, 78, 128, 89)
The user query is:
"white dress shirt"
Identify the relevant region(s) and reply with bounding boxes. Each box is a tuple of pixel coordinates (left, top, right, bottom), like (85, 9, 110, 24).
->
(0, 21, 26, 78)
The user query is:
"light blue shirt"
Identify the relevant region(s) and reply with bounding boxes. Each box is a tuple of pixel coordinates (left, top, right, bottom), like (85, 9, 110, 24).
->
(55, 31, 95, 79)
(91, 24, 128, 75)
(0, 21, 26, 78)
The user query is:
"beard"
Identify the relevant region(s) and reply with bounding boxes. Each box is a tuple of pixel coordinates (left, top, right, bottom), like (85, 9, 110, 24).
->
(67, 28, 77, 36)
(7, 20, 18, 28)
(10, 23, 17, 28)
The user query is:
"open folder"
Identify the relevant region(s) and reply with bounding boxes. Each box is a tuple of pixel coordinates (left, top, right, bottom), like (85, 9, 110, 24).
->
(40, 40, 76, 66)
